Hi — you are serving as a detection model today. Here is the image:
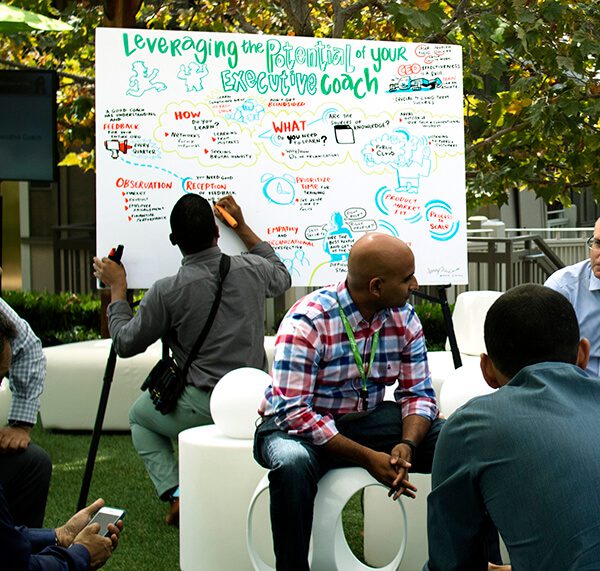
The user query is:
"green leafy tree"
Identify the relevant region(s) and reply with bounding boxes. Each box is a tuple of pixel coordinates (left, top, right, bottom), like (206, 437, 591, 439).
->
(1, 0, 598, 207)
(0, 1, 100, 170)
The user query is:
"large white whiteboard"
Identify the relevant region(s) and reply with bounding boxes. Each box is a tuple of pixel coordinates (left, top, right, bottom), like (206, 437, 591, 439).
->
(96, 28, 467, 289)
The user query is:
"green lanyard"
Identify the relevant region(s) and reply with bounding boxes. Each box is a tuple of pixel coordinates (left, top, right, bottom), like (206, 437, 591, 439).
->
(337, 295, 380, 411)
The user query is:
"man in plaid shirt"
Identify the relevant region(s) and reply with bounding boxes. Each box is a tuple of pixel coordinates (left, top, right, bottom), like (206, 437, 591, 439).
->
(0, 298, 51, 528)
(255, 232, 444, 571)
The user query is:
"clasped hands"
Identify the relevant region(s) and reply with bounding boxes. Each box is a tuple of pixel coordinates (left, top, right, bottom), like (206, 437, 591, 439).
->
(367, 442, 416, 501)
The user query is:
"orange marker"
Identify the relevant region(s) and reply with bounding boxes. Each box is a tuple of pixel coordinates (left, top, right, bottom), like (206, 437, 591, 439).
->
(214, 202, 238, 228)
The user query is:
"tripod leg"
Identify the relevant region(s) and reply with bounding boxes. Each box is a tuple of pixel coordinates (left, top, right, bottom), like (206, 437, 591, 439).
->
(77, 343, 118, 511)
(438, 286, 462, 369)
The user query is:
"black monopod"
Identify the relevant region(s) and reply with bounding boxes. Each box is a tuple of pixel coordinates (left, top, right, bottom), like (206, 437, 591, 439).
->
(77, 245, 125, 511)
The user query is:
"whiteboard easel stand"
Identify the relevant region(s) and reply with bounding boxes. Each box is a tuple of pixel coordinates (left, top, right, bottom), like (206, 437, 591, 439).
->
(412, 286, 462, 369)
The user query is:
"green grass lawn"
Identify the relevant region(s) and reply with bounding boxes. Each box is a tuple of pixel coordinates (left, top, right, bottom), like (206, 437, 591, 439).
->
(33, 425, 179, 570)
(32, 424, 364, 570)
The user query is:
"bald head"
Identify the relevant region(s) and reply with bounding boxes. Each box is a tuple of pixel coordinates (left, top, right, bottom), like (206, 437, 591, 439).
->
(348, 233, 412, 283)
(347, 233, 418, 318)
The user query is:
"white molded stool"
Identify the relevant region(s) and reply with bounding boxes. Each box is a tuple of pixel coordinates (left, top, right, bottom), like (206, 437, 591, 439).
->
(447, 290, 502, 355)
(179, 425, 270, 571)
(180, 366, 275, 570)
(439, 359, 495, 418)
(247, 467, 407, 571)
(364, 472, 431, 569)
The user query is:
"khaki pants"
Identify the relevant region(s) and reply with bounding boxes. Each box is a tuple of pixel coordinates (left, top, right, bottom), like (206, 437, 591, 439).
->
(129, 384, 213, 498)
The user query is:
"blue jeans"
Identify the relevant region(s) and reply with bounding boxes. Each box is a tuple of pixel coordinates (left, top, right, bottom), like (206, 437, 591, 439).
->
(253, 401, 444, 571)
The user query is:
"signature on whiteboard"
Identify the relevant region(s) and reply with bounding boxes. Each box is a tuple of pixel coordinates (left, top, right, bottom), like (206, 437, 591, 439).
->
(427, 266, 462, 277)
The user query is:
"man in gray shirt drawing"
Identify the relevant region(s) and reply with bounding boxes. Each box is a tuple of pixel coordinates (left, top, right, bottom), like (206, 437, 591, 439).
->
(93, 194, 291, 525)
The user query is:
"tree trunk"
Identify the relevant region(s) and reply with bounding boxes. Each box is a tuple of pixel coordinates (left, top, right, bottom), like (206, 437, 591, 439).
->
(102, 0, 142, 28)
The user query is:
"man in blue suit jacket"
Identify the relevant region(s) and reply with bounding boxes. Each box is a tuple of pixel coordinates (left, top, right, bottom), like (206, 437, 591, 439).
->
(1, 484, 122, 570)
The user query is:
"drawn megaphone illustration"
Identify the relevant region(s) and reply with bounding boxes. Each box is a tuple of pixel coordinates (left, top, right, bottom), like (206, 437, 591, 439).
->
(104, 139, 132, 159)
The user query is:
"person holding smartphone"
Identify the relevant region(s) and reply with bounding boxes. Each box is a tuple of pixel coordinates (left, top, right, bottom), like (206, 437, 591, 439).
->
(1, 489, 123, 570)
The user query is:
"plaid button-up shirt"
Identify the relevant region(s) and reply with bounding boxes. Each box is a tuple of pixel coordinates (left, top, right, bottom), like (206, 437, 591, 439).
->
(259, 281, 438, 444)
(0, 298, 46, 425)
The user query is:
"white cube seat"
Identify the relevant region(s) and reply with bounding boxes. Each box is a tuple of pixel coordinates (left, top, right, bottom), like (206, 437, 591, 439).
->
(179, 366, 273, 570)
(40, 339, 161, 430)
(264, 336, 275, 371)
(422, 291, 502, 399)
(40, 337, 274, 432)
(0, 381, 12, 424)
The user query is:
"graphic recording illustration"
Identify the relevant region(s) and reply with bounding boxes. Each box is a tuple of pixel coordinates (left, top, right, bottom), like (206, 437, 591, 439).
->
(363, 129, 432, 225)
(104, 139, 132, 159)
(177, 62, 209, 92)
(228, 98, 265, 124)
(96, 29, 467, 288)
(388, 77, 442, 92)
(375, 186, 422, 224)
(279, 248, 309, 278)
(425, 200, 460, 241)
(302, 207, 378, 264)
(377, 219, 400, 238)
(153, 101, 259, 167)
(362, 130, 431, 193)
(258, 106, 338, 156)
(343, 207, 377, 234)
(126, 61, 167, 97)
(262, 173, 296, 205)
(334, 124, 355, 144)
(323, 211, 353, 262)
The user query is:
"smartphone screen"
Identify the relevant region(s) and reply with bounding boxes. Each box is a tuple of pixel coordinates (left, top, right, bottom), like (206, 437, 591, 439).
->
(88, 507, 125, 537)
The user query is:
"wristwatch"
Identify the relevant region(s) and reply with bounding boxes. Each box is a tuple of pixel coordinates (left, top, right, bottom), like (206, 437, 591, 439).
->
(8, 420, 34, 429)
(399, 438, 417, 459)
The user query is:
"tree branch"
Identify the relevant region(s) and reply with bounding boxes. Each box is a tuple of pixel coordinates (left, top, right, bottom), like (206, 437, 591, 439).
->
(466, 122, 529, 154)
(423, 0, 468, 43)
(332, 0, 383, 38)
(343, 0, 382, 20)
(224, 7, 262, 34)
(278, 0, 314, 36)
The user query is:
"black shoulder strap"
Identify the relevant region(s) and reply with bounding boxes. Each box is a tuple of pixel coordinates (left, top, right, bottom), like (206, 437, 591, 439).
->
(180, 254, 230, 376)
